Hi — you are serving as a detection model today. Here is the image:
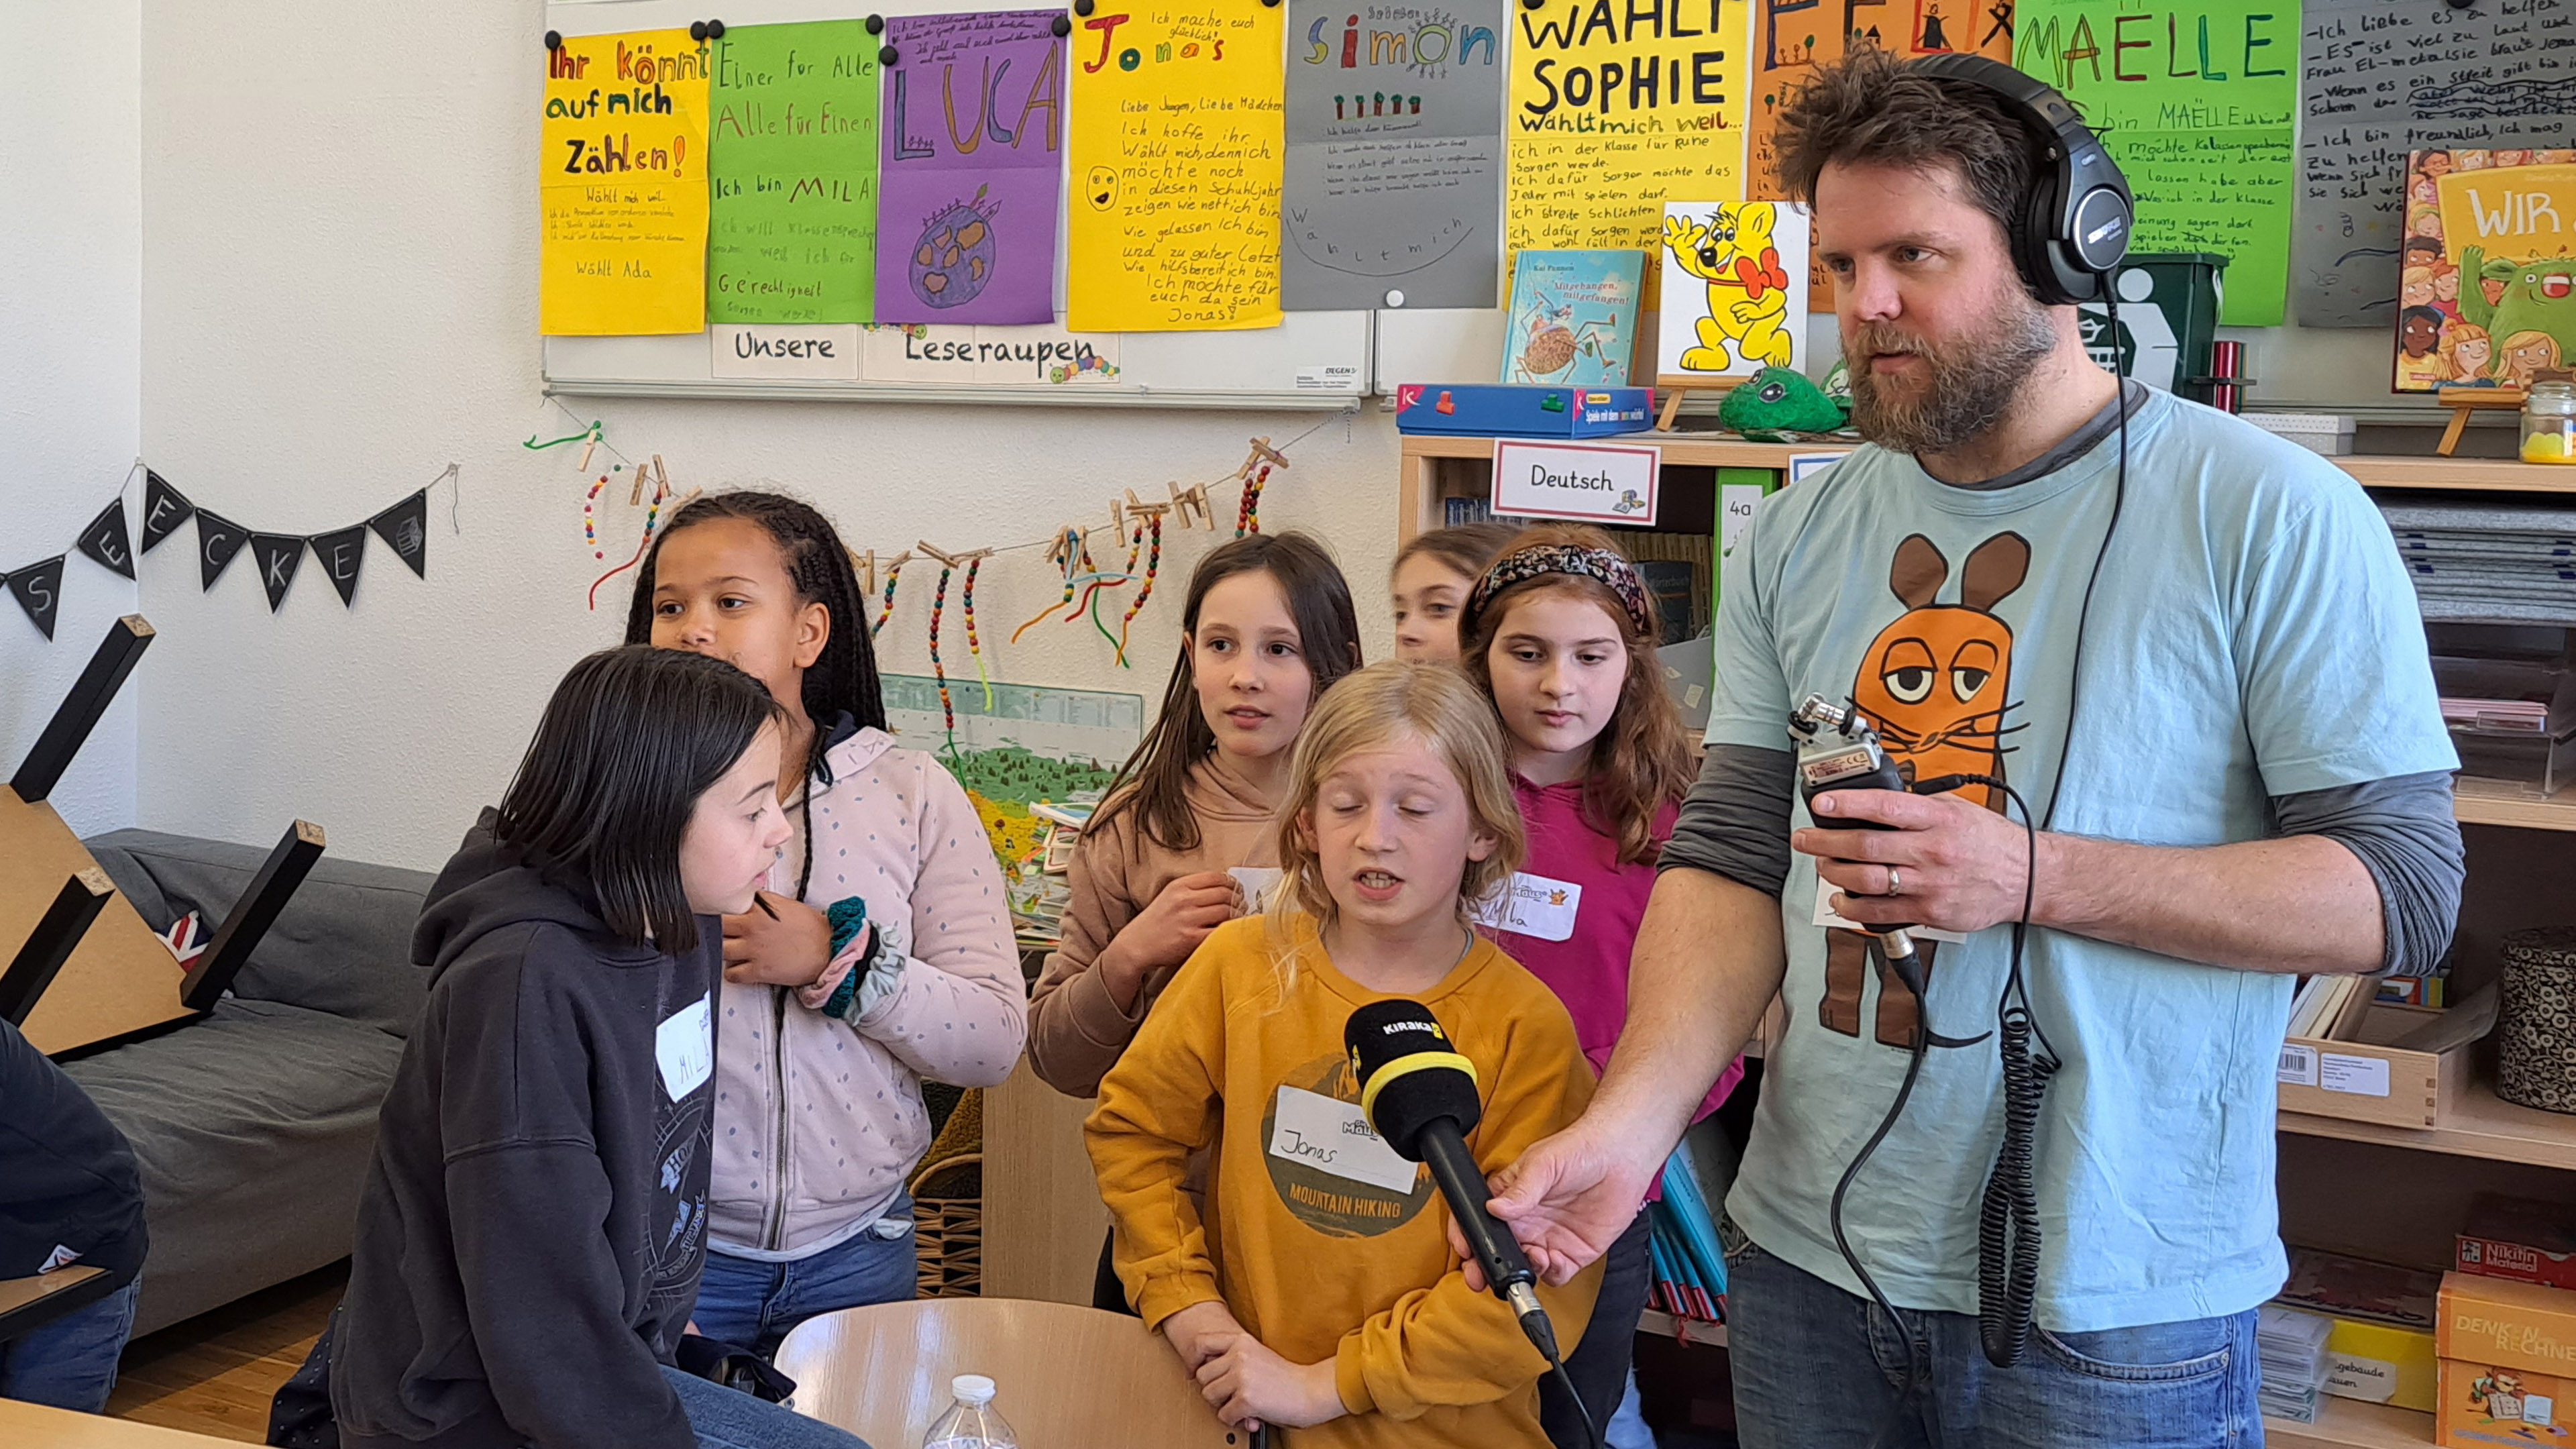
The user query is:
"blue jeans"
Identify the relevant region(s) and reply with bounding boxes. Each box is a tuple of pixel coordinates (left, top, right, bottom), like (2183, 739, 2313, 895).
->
(0, 1277, 142, 1414)
(692, 1197, 918, 1358)
(1724, 1224, 2263, 1448)
(663, 1363, 871, 1449)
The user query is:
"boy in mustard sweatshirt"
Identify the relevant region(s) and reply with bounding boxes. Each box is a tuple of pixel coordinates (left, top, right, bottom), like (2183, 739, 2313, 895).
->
(1087, 662, 1601, 1448)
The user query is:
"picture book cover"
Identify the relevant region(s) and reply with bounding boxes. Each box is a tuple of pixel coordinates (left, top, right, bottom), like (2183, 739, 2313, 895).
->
(2391, 148, 2576, 393)
(1503, 250, 1645, 386)
(1655, 201, 1811, 382)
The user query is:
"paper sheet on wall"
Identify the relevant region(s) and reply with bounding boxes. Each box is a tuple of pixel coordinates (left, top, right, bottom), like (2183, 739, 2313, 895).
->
(1505, 0, 1752, 257)
(706, 22, 881, 325)
(1281, 0, 1507, 310)
(877, 10, 1067, 325)
(1066, 0, 1287, 331)
(2013, 0, 2298, 326)
(1747, 0, 2009, 299)
(541, 30, 713, 335)
(2292, 0, 2576, 329)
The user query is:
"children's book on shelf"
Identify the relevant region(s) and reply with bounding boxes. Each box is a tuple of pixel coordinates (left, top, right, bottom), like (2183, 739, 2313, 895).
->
(1503, 250, 1645, 387)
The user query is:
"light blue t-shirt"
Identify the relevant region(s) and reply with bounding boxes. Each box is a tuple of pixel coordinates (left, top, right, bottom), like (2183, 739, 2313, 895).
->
(1709, 388, 2456, 1332)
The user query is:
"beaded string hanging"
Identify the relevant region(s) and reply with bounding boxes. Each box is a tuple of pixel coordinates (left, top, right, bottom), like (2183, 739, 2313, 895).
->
(959, 550, 994, 711)
(920, 545, 961, 757)
(871, 551, 909, 639)
(1114, 496, 1169, 667)
(1080, 508, 1149, 663)
(587, 458, 671, 610)
(1235, 438, 1287, 537)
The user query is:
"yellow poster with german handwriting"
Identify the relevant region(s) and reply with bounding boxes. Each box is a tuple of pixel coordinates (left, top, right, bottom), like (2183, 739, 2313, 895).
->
(1066, 0, 1287, 332)
(541, 30, 713, 335)
(1506, 0, 1751, 258)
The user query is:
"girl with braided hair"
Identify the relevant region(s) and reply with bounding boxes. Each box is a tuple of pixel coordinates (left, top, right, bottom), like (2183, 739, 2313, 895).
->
(626, 492, 1025, 1354)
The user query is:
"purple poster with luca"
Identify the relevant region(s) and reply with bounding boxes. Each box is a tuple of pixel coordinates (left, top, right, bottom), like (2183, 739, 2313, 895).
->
(877, 9, 1065, 325)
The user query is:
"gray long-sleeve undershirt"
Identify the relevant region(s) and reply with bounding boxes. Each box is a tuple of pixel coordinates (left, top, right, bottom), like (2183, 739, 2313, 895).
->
(1658, 744, 2464, 977)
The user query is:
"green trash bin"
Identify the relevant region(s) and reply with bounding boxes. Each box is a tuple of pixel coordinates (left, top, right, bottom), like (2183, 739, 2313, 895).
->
(2076, 252, 2226, 404)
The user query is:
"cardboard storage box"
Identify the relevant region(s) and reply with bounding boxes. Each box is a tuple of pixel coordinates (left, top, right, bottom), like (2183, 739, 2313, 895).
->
(2278, 1249, 2441, 1413)
(2437, 1272, 2576, 1447)
(2459, 1195, 2576, 1295)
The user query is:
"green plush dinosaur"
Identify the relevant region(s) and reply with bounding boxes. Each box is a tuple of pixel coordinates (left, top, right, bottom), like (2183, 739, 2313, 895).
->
(1719, 366, 1847, 439)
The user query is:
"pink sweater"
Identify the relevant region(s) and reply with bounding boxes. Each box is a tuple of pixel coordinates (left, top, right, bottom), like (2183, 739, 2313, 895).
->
(1483, 777, 1741, 1128)
(708, 726, 1026, 1259)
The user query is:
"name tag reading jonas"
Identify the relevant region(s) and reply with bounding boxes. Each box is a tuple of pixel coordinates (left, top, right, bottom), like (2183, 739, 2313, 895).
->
(1268, 1085, 1420, 1194)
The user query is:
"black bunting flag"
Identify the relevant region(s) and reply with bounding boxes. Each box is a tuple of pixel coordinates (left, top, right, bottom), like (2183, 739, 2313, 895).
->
(140, 471, 195, 553)
(17, 464, 442, 637)
(247, 534, 305, 612)
(197, 510, 250, 590)
(309, 525, 368, 607)
(2, 556, 66, 640)
(76, 498, 135, 580)
(369, 490, 429, 579)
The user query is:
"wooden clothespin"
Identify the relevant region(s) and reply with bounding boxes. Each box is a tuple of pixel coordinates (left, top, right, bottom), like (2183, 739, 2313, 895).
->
(671, 484, 702, 513)
(1121, 488, 1171, 519)
(576, 430, 598, 472)
(1046, 527, 1084, 570)
(1242, 437, 1290, 474)
(914, 540, 961, 568)
(1109, 494, 1128, 535)
(847, 547, 877, 596)
(1167, 481, 1216, 530)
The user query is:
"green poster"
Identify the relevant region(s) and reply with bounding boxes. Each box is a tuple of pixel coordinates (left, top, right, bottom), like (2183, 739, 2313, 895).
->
(706, 21, 881, 323)
(2013, 0, 2295, 326)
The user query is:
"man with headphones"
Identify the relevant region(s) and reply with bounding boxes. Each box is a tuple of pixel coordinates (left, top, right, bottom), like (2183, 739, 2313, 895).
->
(1468, 48, 2465, 1445)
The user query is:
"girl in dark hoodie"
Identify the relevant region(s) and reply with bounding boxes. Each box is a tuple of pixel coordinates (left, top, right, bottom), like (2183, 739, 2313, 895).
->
(328, 647, 868, 1449)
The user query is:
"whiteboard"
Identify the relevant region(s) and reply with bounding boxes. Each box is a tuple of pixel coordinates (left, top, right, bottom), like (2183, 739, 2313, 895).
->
(541, 0, 1372, 409)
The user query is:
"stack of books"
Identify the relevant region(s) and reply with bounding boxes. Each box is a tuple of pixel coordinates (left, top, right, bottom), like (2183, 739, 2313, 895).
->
(2257, 1304, 2333, 1424)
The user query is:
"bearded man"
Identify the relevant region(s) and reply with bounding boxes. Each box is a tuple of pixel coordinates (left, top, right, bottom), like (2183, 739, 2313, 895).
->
(1466, 47, 2464, 1448)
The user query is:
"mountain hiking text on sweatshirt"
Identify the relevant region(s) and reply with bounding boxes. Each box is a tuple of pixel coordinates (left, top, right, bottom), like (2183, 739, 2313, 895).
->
(1087, 915, 1602, 1449)
(331, 814, 717, 1449)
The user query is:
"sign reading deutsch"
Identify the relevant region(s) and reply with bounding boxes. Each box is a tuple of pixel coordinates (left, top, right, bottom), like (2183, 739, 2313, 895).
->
(1491, 439, 1660, 527)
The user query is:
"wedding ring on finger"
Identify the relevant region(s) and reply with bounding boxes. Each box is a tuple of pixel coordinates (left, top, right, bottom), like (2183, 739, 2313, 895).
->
(1886, 866, 1903, 898)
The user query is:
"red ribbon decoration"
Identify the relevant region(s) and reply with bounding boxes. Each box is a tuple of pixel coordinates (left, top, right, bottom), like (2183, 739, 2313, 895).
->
(1734, 246, 1791, 301)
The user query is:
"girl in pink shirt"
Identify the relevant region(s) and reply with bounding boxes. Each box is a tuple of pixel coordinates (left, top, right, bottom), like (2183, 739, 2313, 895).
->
(1461, 525, 1745, 1448)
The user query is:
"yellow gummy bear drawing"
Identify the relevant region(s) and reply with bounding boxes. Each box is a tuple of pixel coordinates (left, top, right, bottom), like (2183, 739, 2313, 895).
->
(1664, 203, 1796, 374)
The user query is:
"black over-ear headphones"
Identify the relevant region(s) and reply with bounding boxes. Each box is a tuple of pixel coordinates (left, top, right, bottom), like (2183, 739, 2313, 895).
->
(1906, 54, 2134, 307)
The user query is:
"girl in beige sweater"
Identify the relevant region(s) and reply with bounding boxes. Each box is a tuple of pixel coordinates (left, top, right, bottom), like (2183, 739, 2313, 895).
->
(1029, 531, 1365, 1100)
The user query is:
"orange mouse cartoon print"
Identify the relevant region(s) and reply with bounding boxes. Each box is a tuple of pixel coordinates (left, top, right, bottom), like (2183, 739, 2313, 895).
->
(1821, 531, 2030, 1048)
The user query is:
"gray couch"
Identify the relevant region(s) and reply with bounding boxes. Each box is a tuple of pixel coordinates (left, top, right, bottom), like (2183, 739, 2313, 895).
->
(68, 829, 434, 1337)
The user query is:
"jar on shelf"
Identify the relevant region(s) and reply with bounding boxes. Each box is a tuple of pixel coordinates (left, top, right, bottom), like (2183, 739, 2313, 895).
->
(2521, 380, 2576, 464)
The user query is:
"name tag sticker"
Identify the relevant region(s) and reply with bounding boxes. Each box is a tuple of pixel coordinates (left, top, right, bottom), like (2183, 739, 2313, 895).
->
(655, 996, 713, 1102)
(1471, 872, 1582, 942)
(1268, 1085, 1420, 1195)
(1228, 866, 1285, 914)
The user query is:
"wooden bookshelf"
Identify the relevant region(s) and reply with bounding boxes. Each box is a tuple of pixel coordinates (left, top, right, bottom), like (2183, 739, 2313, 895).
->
(2334, 455, 2576, 494)
(2263, 1398, 2434, 1449)
(2452, 775, 2576, 831)
(2279, 1077, 2576, 1172)
(1636, 1308, 1725, 1346)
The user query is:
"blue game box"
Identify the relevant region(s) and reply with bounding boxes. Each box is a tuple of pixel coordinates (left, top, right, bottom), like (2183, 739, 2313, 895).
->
(1394, 384, 1656, 439)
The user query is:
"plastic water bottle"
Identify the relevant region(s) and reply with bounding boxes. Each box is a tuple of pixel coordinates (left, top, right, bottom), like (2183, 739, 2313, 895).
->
(922, 1375, 1017, 1449)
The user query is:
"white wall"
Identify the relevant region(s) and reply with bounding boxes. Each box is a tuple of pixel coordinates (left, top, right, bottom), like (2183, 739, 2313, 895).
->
(1, 0, 144, 837)
(138, 0, 1398, 872)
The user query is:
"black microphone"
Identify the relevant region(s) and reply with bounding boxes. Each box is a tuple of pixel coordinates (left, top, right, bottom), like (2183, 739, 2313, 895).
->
(1343, 998, 1561, 1362)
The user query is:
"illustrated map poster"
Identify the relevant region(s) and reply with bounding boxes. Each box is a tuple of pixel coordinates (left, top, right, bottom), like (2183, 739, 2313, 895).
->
(1067, 0, 1289, 331)
(1505, 0, 1754, 256)
(2294, 0, 2576, 328)
(542, 30, 714, 335)
(2013, 0, 2298, 325)
(1283, 0, 1508, 310)
(2391, 152, 2576, 392)
(706, 21, 881, 325)
(878, 10, 1067, 325)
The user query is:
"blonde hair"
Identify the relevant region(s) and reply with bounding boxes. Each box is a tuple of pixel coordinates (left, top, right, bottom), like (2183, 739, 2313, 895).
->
(1265, 662, 1526, 957)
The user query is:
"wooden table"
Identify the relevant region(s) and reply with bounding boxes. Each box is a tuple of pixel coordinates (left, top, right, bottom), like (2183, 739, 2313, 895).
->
(0, 1399, 244, 1448)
